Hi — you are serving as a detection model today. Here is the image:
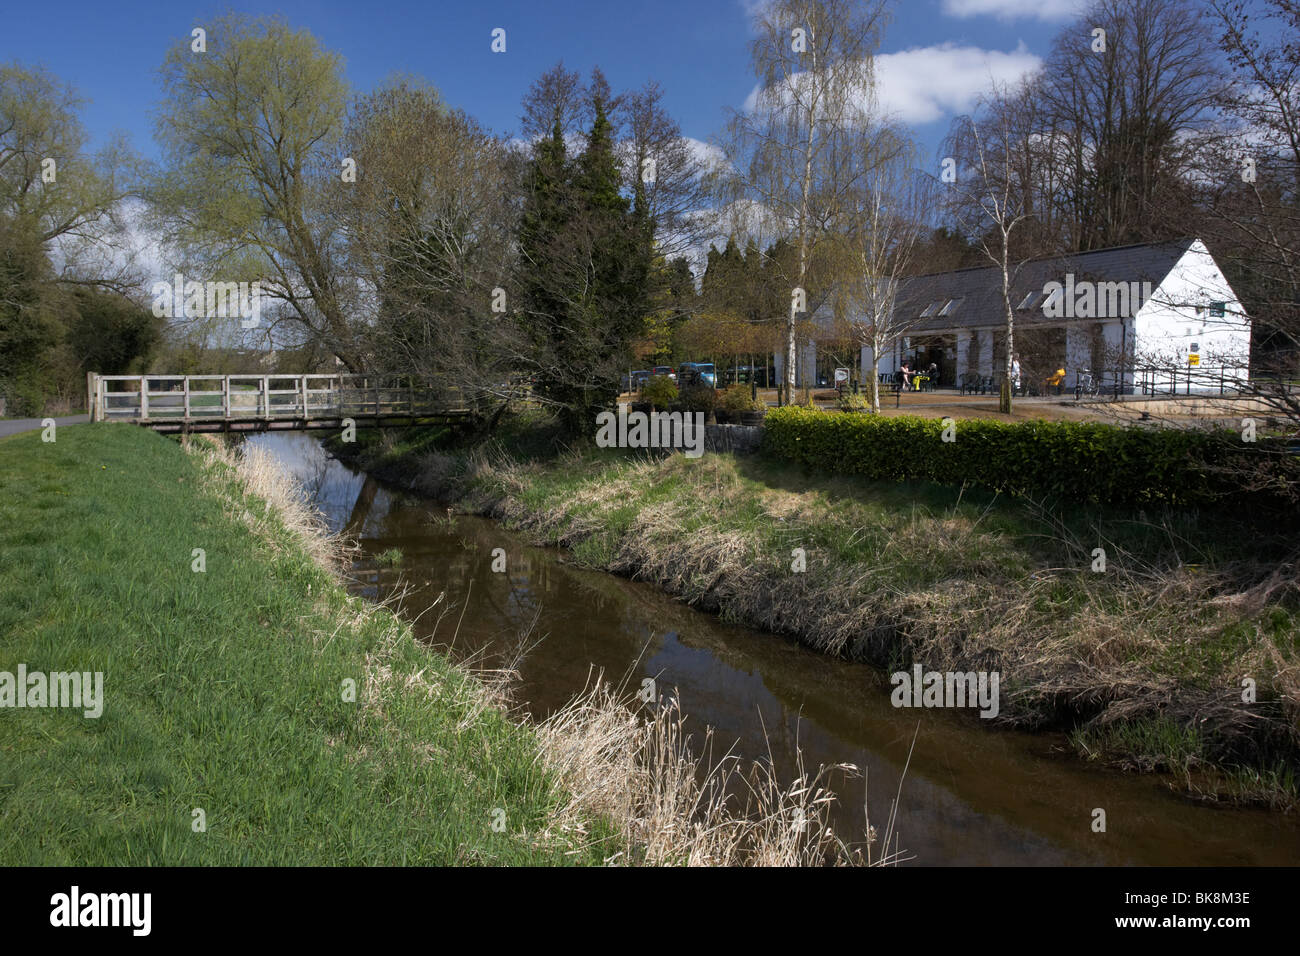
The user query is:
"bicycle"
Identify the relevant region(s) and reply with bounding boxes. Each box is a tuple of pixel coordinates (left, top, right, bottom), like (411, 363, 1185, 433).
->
(1074, 368, 1101, 400)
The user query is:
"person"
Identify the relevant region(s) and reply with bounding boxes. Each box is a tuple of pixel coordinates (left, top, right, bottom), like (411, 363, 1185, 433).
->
(926, 362, 939, 390)
(1011, 354, 1022, 394)
(899, 363, 912, 390)
(1045, 367, 1066, 394)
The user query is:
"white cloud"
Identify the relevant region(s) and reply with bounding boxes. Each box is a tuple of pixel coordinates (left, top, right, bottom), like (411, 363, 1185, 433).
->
(941, 0, 1088, 22)
(873, 42, 1043, 124)
(739, 43, 1042, 127)
(684, 137, 728, 171)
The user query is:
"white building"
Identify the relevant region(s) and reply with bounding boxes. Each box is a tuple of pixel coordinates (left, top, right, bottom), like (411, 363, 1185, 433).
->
(778, 238, 1250, 394)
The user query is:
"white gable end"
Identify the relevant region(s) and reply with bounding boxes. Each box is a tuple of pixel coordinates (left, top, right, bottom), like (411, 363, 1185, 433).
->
(1132, 239, 1250, 376)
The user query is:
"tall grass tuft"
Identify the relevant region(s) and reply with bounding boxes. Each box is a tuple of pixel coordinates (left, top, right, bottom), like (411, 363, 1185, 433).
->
(534, 672, 908, 866)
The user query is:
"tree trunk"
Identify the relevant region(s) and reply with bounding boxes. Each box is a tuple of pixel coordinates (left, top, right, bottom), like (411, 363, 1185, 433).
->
(870, 356, 881, 413)
(1000, 246, 1015, 414)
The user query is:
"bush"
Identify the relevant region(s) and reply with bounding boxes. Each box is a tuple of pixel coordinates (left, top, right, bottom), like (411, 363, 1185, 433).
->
(678, 385, 717, 413)
(761, 406, 1296, 509)
(641, 375, 678, 410)
(719, 385, 759, 414)
(837, 390, 870, 413)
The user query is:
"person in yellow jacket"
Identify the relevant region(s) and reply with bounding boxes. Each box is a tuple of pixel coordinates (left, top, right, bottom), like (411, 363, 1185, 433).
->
(1045, 367, 1066, 394)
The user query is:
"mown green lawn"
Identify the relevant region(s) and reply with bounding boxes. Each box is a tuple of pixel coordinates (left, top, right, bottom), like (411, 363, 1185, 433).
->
(0, 423, 611, 865)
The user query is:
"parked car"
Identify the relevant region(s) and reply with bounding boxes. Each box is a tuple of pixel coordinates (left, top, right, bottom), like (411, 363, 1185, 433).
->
(677, 362, 717, 389)
(726, 365, 773, 387)
(622, 370, 652, 392)
(652, 365, 677, 382)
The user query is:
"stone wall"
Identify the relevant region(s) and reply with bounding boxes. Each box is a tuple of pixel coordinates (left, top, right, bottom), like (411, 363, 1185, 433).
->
(703, 423, 763, 455)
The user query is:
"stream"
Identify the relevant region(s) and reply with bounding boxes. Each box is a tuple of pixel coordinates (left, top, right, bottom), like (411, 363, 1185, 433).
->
(248, 431, 1300, 866)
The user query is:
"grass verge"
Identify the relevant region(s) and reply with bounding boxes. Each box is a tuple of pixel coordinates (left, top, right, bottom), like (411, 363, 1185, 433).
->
(0, 423, 614, 864)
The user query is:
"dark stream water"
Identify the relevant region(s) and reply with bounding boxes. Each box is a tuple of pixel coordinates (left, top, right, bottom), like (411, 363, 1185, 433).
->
(248, 432, 1300, 866)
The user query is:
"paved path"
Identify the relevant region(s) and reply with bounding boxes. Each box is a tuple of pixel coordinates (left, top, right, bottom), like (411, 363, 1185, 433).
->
(0, 415, 89, 438)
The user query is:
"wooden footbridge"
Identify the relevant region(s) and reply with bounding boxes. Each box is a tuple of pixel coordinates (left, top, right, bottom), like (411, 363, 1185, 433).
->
(87, 373, 473, 433)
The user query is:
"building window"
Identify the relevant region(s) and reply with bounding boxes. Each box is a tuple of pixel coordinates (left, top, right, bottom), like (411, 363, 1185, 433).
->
(1017, 291, 1043, 310)
(939, 297, 963, 316)
(920, 301, 941, 317)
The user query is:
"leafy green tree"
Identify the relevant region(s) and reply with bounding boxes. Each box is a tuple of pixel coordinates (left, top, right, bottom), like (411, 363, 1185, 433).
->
(0, 62, 138, 413)
(64, 288, 162, 376)
(151, 15, 359, 366)
(518, 73, 653, 433)
(0, 228, 59, 413)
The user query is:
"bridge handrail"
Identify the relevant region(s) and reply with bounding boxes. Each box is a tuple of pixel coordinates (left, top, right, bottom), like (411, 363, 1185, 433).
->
(87, 372, 466, 426)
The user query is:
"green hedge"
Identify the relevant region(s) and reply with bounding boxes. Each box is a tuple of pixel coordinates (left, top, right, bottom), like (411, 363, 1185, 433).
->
(761, 407, 1292, 508)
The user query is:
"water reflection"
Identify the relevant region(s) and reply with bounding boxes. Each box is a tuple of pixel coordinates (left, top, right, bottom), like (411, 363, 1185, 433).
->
(246, 432, 1300, 867)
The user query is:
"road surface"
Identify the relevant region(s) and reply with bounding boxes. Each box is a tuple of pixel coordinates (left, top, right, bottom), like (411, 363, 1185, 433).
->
(0, 415, 89, 438)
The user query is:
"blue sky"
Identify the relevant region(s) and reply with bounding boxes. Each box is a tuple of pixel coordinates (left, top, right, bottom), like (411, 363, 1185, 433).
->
(3, 0, 1088, 164)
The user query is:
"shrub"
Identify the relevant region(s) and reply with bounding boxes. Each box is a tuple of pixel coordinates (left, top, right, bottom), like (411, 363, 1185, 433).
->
(719, 385, 759, 414)
(641, 375, 678, 410)
(761, 406, 1295, 509)
(678, 385, 717, 413)
(837, 390, 870, 413)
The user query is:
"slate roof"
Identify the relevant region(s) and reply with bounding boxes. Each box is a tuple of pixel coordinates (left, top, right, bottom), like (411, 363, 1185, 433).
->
(818, 237, 1199, 334)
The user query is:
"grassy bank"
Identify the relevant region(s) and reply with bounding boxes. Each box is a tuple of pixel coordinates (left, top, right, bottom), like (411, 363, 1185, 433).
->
(329, 414, 1300, 807)
(1, 423, 895, 866)
(0, 423, 618, 864)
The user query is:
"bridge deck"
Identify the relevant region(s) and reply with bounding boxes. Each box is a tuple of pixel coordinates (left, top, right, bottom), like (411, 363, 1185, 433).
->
(88, 374, 472, 432)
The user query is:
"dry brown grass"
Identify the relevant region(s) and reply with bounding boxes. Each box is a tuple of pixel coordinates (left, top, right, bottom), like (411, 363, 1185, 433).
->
(469, 447, 1300, 787)
(534, 671, 908, 866)
(185, 434, 351, 573)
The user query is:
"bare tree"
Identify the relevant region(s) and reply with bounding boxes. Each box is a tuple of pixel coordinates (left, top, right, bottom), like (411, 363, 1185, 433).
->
(718, 0, 888, 403)
(520, 62, 588, 142)
(1194, 0, 1300, 434)
(337, 78, 520, 424)
(1037, 0, 1222, 250)
(621, 82, 711, 265)
(945, 87, 1042, 412)
(834, 123, 934, 412)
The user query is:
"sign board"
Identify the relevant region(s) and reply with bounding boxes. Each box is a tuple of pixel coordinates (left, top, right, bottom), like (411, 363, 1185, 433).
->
(1189, 353, 1200, 366)
(834, 367, 850, 384)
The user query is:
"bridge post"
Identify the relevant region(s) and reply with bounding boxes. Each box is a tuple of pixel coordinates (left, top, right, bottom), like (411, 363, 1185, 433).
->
(86, 372, 97, 422)
(184, 377, 191, 420)
(301, 375, 309, 422)
(222, 377, 229, 419)
(140, 377, 149, 420)
(260, 376, 268, 419)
